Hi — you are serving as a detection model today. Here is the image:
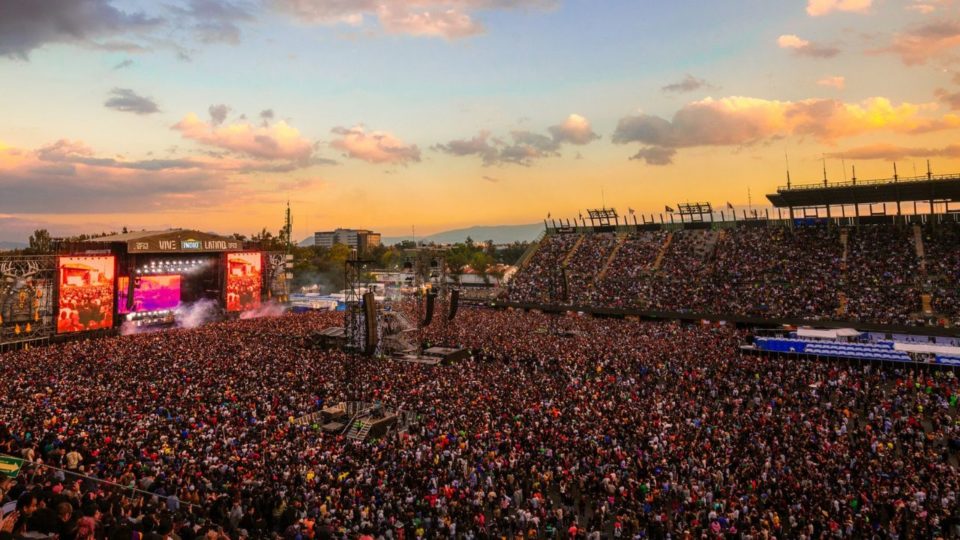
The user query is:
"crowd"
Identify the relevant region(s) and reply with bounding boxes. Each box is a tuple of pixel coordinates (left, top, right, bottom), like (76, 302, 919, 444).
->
(0, 308, 958, 538)
(506, 235, 579, 304)
(507, 223, 954, 326)
(843, 226, 921, 325)
(924, 223, 960, 327)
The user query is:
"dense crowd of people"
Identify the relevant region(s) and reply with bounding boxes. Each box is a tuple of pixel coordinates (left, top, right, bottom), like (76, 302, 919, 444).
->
(924, 223, 960, 327)
(1, 308, 959, 538)
(507, 223, 959, 326)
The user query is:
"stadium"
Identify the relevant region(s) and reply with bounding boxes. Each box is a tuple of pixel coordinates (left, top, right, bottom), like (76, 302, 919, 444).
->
(1, 172, 960, 538)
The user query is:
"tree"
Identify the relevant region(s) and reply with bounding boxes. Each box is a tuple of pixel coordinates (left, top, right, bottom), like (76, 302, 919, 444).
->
(27, 229, 53, 254)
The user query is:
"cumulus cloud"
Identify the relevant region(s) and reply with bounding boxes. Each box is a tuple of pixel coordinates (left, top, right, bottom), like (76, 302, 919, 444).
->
(270, 0, 554, 39)
(613, 96, 960, 165)
(880, 20, 960, 66)
(0, 136, 326, 214)
(662, 74, 712, 94)
(172, 0, 253, 45)
(936, 88, 960, 110)
(329, 125, 421, 165)
(630, 147, 677, 166)
(777, 34, 841, 58)
(173, 112, 315, 161)
(208, 104, 231, 126)
(433, 131, 500, 165)
(104, 88, 160, 115)
(806, 0, 872, 16)
(548, 114, 599, 145)
(818, 76, 846, 89)
(435, 113, 599, 166)
(0, 0, 160, 59)
(829, 142, 960, 161)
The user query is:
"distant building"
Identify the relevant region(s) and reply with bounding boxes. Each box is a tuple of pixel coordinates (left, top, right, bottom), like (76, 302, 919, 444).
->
(314, 228, 381, 253)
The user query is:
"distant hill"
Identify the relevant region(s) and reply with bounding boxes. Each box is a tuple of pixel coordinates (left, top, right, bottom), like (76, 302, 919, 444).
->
(382, 223, 543, 246)
(0, 241, 27, 251)
(298, 236, 315, 247)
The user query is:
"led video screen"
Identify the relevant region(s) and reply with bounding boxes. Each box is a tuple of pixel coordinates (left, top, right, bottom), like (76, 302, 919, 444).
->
(57, 256, 115, 333)
(118, 275, 181, 314)
(226, 252, 262, 312)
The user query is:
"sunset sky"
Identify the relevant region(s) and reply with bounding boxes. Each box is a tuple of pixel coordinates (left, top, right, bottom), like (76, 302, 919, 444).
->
(1, 0, 959, 241)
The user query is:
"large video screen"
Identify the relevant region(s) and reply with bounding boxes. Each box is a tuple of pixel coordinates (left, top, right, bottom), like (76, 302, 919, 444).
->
(118, 275, 181, 314)
(57, 256, 115, 333)
(226, 252, 262, 312)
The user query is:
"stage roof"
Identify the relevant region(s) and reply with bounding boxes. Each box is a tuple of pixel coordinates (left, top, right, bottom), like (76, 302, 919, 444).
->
(82, 229, 244, 254)
(766, 173, 960, 208)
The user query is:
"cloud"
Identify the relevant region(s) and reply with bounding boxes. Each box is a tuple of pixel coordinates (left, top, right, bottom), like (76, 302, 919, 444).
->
(777, 34, 841, 58)
(630, 147, 677, 166)
(936, 88, 960, 110)
(806, 0, 872, 16)
(260, 109, 275, 120)
(377, 5, 483, 39)
(113, 58, 134, 70)
(172, 0, 253, 45)
(818, 76, 846, 89)
(435, 114, 599, 166)
(269, 0, 554, 39)
(104, 88, 160, 115)
(0, 0, 160, 59)
(173, 112, 316, 161)
(613, 96, 960, 164)
(662, 74, 712, 94)
(433, 130, 500, 165)
(830, 142, 960, 161)
(208, 104, 231, 126)
(0, 140, 227, 213)
(880, 20, 960, 65)
(548, 114, 599, 145)
(329, 125, 421, 165)
(0, 137, 327, 214)
(482, 175, 500, 182)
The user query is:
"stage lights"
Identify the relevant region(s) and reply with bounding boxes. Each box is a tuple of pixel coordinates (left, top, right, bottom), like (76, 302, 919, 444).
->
(136, 259, 206, 275)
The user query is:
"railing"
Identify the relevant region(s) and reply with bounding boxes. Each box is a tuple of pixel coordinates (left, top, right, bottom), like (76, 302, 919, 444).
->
(777, 172, 960, 192)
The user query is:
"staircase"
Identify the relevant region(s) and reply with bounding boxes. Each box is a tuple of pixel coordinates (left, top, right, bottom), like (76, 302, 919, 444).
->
(839, 229, 849, 271)
(698, 230, 722, 262)
(652, 232, 674, 271)
(515, 231, 546, 270)
(838, 229, 850, 317)
(913, 224, 926, 273)
(561, 234, 586, 268)
(346, 419, 372, 441)
(597, 233, 628, 282)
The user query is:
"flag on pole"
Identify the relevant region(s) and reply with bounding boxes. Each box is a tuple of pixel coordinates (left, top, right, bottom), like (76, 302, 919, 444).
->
(726, 202, 734, 210)
(628, 208, 635, 214)
(665, 205, 675, 212)
(547, 212, 551, 219)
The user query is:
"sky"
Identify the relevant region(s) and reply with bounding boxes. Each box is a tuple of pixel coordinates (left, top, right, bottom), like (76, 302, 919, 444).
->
(1, 0, 959, 242)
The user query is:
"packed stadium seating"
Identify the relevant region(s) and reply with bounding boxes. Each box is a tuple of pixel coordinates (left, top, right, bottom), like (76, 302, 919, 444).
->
(508, 222, 960, 327)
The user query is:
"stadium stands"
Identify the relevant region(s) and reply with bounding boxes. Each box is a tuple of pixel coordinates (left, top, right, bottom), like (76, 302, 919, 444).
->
(508, 222, 960, 327)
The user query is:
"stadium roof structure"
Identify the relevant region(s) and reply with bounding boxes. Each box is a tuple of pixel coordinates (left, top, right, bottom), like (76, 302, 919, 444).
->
(766, 172, 960, 209)
(67, 229, 244, 254)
